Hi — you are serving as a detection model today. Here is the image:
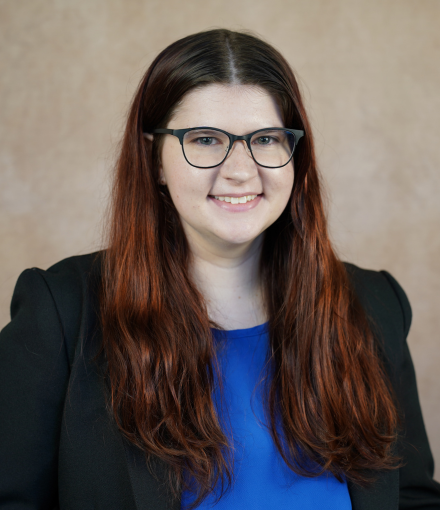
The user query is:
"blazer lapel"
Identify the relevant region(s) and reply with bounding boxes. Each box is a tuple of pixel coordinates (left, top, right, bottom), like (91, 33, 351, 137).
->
(77, 276, 180, 510)
(83, 329, 179, 510)
(348, 469, 399, 510)
(123, 440, 180, 510)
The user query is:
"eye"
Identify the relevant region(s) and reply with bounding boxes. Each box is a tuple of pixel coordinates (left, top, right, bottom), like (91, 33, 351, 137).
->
(195, 136, 219, 146)
(254, 135, 279, 145)
(184, 129, 228, 148)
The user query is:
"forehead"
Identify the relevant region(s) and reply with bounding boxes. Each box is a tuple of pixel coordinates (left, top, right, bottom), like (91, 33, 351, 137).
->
(168, 84, 284, 133)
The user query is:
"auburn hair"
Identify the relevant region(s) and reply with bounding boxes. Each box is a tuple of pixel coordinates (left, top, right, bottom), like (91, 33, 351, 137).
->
(99, 29, 399, 507)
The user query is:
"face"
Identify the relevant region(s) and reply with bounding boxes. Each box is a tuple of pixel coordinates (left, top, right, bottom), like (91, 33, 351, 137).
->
(158, 84, 295, 253)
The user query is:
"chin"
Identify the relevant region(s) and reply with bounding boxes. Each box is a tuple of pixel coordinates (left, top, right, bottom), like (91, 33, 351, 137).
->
(215, 229, 263, 246)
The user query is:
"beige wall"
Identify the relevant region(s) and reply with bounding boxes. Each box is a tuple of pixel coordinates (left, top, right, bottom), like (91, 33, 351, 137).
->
(1, 0, 439, 478)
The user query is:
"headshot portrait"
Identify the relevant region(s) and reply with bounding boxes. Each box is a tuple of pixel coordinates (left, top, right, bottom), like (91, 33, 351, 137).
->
(1, 2, 439, 509)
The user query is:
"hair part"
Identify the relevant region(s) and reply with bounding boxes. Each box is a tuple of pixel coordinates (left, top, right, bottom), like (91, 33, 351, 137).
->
(99, 28, 399, 508)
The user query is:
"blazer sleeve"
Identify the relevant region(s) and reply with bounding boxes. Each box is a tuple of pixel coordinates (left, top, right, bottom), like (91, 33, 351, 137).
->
(380, 271, 440, 509)
(0, 268, 70, 509)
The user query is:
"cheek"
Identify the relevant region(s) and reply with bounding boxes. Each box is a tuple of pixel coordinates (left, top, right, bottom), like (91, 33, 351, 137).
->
(162, 164, 210, 218)
(161, 150, 188, 198)
(282, 170, 295, 198)
(165, 178, 190, 218)
(266, 165, 294, 204)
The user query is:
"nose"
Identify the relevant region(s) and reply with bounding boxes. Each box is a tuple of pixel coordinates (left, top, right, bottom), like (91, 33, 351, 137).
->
(219, 140, 257, 182)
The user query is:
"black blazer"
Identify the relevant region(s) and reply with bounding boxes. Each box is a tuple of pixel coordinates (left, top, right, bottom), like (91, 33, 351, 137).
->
(1, 252, 440, 510)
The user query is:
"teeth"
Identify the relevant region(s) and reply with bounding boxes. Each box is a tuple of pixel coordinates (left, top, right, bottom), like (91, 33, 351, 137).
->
(214, 195, 258, 204)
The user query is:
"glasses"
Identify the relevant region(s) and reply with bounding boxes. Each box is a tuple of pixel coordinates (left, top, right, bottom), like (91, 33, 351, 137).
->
(147, 127, 304, 169)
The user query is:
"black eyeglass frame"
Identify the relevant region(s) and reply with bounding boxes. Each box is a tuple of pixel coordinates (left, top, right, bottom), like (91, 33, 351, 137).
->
(147, 127, 305, 169)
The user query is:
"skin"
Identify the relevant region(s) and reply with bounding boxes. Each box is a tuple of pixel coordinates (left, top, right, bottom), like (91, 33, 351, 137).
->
(156, 84, 295, 329)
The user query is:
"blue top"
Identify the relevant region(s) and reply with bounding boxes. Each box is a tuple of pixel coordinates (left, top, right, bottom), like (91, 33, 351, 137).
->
(181, 322, 352, 509)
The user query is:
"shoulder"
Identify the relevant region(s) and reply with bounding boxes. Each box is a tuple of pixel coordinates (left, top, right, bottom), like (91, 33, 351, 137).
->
(25, 250, 103, 297)
(21, 250, 103, 320)
(343, 262, 412, 374)
(39, 250, 103, 288)
(344, 262, 411, 338)
(12, 251, 102, 313)
(11, 251, 104, 365)
(15, 251, 102, 295)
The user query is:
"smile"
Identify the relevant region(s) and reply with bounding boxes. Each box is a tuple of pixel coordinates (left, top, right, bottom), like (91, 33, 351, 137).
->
(213, 195, 258, 204)
(208, 194, 263, 212)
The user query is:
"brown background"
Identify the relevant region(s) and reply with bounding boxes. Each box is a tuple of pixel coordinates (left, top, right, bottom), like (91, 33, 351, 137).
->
(1, 0, 439, 479)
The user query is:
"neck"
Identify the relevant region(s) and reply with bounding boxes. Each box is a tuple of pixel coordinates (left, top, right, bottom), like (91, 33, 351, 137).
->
(188, 234, 267, 330)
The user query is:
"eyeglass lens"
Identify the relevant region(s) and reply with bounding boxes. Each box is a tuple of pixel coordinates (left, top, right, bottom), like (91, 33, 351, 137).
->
(182, 129, 296, 168)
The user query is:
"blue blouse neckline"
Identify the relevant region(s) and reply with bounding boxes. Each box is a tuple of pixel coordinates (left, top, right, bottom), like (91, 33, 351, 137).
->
(211, 321, 269, 339)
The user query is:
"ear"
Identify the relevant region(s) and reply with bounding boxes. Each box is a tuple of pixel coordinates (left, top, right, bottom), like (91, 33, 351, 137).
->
(143, 132, 154, 142)
(158, 171, 167, 185)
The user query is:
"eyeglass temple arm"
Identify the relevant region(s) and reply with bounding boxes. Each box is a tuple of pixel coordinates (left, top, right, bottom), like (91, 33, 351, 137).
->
(290, 129, 304, 142)
(144, 128, 188, 144)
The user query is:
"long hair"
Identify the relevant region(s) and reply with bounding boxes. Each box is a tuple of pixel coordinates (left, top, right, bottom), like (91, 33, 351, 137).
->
(99, 29, 399, 507)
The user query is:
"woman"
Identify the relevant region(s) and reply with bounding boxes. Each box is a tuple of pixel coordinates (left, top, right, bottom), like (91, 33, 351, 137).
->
(0, 29, 439, 510)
